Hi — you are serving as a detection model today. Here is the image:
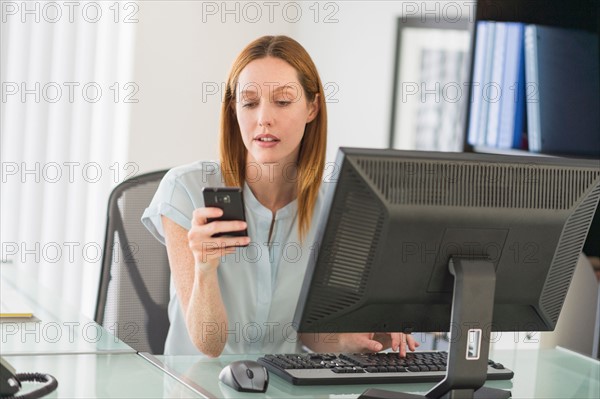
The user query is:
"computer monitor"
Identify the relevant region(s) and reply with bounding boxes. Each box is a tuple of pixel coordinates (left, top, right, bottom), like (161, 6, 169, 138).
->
(294, 147, 600, 399)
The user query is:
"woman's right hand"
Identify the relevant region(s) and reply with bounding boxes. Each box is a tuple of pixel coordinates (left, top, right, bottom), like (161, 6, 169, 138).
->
(187, 207, 250, 271)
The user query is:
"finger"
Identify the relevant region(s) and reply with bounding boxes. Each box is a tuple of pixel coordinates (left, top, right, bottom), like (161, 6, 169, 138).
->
(199, 236, 251, 250)
(191, 207, 223, 225)
(372, 332, 392, 349)
(354, 334, 383, 352)
(188, 222, 248, 246)
(407, 335, 420, 351)
(209, 220, 248, 236)
(399, 334, 408, 357)
(390, 333, 401, 352)
(224, 237, 251, 247)
(396, 335, 420, 358)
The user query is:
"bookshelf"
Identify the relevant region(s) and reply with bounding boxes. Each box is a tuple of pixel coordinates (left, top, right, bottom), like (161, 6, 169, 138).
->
(471, 0, 598, 32)
(462, 0, 600, 355)
(462, 0, 600, 156)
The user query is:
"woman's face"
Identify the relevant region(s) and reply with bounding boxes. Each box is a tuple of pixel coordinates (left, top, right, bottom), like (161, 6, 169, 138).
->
(235, 56, 319, 167)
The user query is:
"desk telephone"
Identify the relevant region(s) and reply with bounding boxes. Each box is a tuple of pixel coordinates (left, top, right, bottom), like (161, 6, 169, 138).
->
(0, 357, 57, 398)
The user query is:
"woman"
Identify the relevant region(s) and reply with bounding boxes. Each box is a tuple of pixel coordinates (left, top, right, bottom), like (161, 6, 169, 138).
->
(142, 35, 418, 357)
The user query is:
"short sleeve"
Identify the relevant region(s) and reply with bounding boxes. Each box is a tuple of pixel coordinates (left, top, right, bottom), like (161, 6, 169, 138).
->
(141, 161, 222, 245)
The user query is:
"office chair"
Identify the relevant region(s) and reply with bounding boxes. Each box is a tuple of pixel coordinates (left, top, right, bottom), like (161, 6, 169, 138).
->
(95, 170, 170, 354)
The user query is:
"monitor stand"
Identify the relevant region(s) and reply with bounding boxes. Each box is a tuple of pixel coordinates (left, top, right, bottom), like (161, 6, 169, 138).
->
(359, 257, 511, 399)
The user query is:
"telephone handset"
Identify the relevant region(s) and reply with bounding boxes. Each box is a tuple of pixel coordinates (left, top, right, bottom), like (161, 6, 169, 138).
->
(0, 358, 19, 397)
(0, 357, 58, 398)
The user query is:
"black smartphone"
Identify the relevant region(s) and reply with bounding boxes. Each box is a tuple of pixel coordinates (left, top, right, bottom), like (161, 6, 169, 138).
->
(202, 187, 248, 238)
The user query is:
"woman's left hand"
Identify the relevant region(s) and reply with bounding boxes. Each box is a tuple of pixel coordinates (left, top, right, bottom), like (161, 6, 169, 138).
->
(336, 332, 420, 357)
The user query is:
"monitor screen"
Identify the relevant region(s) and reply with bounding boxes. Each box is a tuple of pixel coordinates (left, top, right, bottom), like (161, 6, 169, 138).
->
(294, 148, 600, 335)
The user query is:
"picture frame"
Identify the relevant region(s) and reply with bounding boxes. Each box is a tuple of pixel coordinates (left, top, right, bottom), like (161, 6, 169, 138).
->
(389, 17, 471, 151)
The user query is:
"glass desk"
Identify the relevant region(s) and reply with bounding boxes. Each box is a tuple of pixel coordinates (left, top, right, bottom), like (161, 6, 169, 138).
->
(2, 353, 203, 398)
(148, 348, 599, 399)
(491, 347, 600, 399)
(1, 263, 134, 355)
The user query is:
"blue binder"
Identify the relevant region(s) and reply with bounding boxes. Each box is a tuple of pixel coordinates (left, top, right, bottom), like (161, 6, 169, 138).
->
(497, 23, 526, 150)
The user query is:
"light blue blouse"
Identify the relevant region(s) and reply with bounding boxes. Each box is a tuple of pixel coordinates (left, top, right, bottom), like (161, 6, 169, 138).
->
(142, 161, 329, 355)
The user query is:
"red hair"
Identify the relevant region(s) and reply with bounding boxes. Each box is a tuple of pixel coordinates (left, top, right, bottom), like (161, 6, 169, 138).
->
(219, 36, 327, 240)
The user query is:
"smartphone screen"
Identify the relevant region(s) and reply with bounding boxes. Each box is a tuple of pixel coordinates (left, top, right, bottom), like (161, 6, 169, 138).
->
(202, 187, 248, 238)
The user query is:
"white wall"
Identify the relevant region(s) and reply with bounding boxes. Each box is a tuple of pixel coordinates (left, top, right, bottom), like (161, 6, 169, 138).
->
(128, 1, 475, 171)
(293, 1, 419, 162)
(129, 1, 292, 172)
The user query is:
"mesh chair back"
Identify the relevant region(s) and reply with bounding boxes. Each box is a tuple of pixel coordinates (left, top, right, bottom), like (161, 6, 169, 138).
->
(95, 170, 170, 354)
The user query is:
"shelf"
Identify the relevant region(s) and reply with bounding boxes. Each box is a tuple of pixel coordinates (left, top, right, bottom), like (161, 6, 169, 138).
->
(463, 0, 600, 157)
(475, 0, 599, 32)
(471, 146, 556, 158)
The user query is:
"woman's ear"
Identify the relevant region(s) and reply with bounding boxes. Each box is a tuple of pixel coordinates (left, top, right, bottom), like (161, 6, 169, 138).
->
(306, 93, 320, 123)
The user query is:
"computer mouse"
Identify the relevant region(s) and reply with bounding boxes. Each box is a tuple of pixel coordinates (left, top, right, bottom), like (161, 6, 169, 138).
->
(218, 360, 269, 393)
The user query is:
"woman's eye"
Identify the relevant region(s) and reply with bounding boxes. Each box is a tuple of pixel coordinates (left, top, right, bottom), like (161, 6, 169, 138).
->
(276, 100, 291, 106)
(242, 102, 257, 108)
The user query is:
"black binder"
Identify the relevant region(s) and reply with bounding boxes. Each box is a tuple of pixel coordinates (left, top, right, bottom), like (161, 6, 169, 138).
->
(524, 25, 600, 157)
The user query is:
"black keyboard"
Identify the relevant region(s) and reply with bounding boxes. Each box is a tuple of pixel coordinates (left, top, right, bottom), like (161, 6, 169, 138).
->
(257, 351, 514, 386)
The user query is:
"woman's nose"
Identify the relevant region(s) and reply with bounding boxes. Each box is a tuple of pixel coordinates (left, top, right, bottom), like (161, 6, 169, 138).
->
(258, 105, 274, 127)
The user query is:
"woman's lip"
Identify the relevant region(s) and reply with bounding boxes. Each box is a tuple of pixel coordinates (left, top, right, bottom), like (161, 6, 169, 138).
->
(254, 133, 280, 147)
(254, 133, 280, 141)
(254, 139, 280, 148)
